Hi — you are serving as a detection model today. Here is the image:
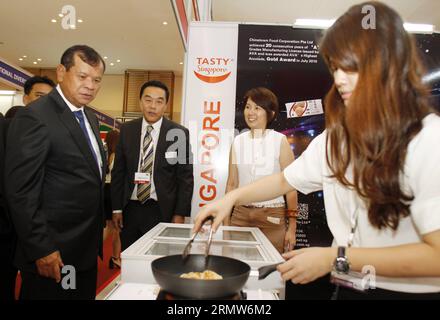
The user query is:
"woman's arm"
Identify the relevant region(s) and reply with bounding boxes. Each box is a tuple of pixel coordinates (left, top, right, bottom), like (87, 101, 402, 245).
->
(279, 136, 298, 251)
(278, 230, 440, 284)
(348, 230, 440, 277)
(225, 145, 238, 194)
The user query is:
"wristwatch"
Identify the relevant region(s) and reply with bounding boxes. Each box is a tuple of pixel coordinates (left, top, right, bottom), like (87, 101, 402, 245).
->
(334, 246, 350, 274)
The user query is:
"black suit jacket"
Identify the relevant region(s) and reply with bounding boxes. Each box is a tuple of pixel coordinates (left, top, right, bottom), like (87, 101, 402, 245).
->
(111, 117, 194, 222)
(4, 89, 106, 273)
(0, 117, 12, 239)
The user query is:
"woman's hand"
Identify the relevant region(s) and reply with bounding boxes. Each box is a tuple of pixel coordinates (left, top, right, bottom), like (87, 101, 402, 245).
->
(277, 247, 336, 284)
(284, 224, 296, 252)
(193, 194, 235, 234)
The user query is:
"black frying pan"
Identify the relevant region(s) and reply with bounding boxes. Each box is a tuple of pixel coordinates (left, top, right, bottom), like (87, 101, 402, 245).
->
(151, 254, 251, 299)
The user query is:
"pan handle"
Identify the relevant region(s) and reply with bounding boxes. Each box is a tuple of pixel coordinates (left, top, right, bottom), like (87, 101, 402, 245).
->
(258, 263, 282, 280)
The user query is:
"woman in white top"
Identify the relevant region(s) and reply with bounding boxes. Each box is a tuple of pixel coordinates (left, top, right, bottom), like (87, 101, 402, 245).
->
(226, 87, 298, 253)
(194, 2, 440, 299)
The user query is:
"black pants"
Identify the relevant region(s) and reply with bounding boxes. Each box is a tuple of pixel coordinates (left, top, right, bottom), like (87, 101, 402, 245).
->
(0, 236, 17, 300)
(20, 266, 97, 300)
(335, 285, 440, 300)
(120, 200, 161, 251)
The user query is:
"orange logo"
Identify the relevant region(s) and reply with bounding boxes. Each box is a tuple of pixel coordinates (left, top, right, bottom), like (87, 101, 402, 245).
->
(194, 57, 233, 84)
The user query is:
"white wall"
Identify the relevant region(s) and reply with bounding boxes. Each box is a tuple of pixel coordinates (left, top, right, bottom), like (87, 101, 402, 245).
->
(0, 95, 14, 115)
(0, 92, 24, 114)
(173, 75, 183, 123)
(90, 74, 125, 118)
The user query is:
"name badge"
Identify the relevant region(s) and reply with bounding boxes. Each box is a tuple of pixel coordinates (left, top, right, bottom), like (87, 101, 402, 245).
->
(134, 172, 150, 184)
(165, 151, 177, 159)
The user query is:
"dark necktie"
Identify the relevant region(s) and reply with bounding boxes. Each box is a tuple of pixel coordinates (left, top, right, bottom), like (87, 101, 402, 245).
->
(73, 110, 98, 164)
(137, 125, 154, 203)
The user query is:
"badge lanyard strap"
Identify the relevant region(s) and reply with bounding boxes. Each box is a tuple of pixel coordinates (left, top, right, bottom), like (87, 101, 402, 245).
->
(331, 199, 360, 300)
(347, 204, 360, 248)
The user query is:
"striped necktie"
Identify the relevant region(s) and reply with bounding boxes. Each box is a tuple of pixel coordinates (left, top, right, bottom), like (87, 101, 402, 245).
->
(137, 125, 154, 203)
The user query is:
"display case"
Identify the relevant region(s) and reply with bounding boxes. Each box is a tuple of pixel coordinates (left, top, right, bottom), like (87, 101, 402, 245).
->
(121, 223, 285, 297)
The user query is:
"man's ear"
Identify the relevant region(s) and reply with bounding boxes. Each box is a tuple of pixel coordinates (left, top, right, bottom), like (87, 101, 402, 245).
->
(23, 94, 30, 105)
(56, 64, 66, 83)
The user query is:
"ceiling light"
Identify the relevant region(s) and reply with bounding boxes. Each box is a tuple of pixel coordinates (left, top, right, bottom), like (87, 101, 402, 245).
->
(58, 13, 64, 18)
(22, 55, 27, 58)
(179, 62, 183, 65)
(33, 61, 37, 65)
(294, 19, 335, 28)
(37, 58, 42, 61)
(116, 59, 121, 63)
(110, 63, 114, 66)
(70, 25, 76, 29)
(51, 19, 57, 23)
(78, 19, 83, 23)
(403, 23, 434, 33)
(19, 58, 23, 61)
(104, 56, 108, 60)
(163, 21, 168, 25)
(0, 90, 16, 95)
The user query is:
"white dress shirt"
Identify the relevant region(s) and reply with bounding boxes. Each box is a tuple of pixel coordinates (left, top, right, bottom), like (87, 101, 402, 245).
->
(130, 117, 162, 201)
(56, 85, 103, 177)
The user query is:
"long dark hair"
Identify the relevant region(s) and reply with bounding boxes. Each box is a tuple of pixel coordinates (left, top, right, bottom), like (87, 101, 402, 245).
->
(105, 130, 120, 163)
(320, 2, 432, 230)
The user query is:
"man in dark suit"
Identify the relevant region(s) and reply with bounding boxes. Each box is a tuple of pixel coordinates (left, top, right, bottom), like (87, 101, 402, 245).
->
(5, 45, 106, 300)
(112, 80, 193, 250)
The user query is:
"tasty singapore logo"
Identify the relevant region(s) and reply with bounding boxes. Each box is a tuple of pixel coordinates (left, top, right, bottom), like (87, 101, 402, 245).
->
(194, 57, 233, 83)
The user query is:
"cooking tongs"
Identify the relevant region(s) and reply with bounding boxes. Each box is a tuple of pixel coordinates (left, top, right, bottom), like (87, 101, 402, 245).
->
(182, 216, 214, 260)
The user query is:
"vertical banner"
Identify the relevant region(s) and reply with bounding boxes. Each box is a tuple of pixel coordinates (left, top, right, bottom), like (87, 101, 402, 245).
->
(183, 22, 238, 219)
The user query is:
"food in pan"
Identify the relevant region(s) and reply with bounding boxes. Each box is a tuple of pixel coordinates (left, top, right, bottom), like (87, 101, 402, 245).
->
(180, 270, 223, 280)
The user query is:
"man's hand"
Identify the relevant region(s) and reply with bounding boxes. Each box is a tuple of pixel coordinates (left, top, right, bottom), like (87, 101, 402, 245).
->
(172, 215, 185, 224)
(112, 212, 123, 232)
(35, 251, 64, 283)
